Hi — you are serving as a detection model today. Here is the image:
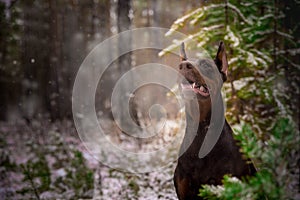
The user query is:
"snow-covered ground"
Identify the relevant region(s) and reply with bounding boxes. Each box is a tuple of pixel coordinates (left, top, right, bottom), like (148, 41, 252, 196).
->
(0, 118, 183, 199)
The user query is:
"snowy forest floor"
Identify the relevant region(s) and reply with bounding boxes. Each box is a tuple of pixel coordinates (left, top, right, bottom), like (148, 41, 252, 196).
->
(0, 118, 180, 200)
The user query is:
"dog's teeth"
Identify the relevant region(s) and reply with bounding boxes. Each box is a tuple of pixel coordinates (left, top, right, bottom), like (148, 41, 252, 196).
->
(192, 82, 196, 88)
(200, 86, 204, 92)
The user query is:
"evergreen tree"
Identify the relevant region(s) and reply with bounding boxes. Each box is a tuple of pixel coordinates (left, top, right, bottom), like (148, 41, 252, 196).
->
(163, 0, 299, 134)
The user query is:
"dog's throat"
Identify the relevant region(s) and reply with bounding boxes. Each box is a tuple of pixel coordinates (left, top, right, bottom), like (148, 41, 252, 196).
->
(179, 115, 211, 157)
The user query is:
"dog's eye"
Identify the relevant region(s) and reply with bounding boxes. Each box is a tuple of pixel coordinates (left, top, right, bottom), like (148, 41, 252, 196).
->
(201, 63, 212, 72)
(199, 63, 214, 79)
(202, 63, 209, 68)
(199, 60, 211, 69)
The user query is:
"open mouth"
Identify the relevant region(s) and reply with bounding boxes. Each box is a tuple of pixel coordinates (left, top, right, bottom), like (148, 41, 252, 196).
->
(181, 80, 210, 97)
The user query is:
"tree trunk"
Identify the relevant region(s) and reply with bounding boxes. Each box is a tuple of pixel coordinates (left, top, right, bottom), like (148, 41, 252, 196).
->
(47, 0, 62, 120)
(94, 0, 112, 114)
(117, 0, 132, 130)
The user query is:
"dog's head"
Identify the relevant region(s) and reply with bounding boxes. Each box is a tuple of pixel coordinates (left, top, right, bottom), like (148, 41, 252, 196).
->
(178, 42, 228, 122)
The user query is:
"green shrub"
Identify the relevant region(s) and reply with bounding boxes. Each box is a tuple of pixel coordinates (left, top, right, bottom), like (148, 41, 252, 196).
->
(18, 131, 94, 199)
(199, 118, 299, 200)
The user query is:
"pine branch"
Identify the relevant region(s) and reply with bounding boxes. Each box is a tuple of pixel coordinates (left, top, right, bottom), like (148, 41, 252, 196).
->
(227, 3, 253, 25)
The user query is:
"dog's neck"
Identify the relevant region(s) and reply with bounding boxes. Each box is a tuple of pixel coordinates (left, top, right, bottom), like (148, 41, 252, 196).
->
(179, 111, 212, 158)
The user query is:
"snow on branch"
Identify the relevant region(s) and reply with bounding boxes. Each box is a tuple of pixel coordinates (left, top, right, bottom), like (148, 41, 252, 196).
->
(276, 30, 293, 40)
(252, 49, 272, 63)
(283, 57, 300, 70)
(276, 48, 300, 56)
(227, 3, 253, 25)
(161, 25, 223, 57)
(165, 4, 224, 36)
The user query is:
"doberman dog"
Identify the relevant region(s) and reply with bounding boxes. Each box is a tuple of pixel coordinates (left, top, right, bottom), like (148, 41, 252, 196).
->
(174, 42, 256, 200)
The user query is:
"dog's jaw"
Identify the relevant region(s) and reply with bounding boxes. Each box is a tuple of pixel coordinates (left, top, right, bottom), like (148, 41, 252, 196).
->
(180, 82, 210, 97)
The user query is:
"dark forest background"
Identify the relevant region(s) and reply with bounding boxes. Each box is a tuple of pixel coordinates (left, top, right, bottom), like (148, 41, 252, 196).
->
(0, 0, 196, 122)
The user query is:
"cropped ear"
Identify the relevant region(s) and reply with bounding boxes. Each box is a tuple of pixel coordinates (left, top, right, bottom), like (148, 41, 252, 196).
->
(180, 42, 187, 61)
(215, 41, 228, 82)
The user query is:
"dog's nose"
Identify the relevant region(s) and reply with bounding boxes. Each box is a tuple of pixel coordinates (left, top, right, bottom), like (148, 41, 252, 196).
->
(179, 62, 192, 70)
